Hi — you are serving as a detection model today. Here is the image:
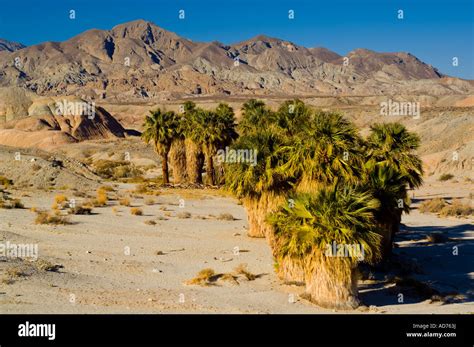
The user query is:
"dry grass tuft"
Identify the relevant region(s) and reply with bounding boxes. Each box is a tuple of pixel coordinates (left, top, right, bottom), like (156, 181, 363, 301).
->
(95, 188, 109, 206)
(185, 268, 216, 286)
(130, 207, 143, 216)
(439, 173, 454, 181)
(177, 211, 192, 219)
(35, 211, 71, 225)
(144, 197, 156, 205)
(144, 219, 156, 225)
(99, 185, 115, 192)
(419, 198, 446, 213)
(0, 175, 13, 187)
(69, 204, 93, 215)
(234, 263, 257, 280)
(35, 259, 62, 272)
(217, 213, 235, 221)
(220, 273, 240, 285)
(54, 194, 68, 205)
(439, 199, 473, 217)
(6, 266, 27, 278)
(119, 197, 131, 206)
(0, 198, 24, 209)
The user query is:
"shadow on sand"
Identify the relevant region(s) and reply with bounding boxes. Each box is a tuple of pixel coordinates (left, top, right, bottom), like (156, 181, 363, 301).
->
(359, 223, 474, 307)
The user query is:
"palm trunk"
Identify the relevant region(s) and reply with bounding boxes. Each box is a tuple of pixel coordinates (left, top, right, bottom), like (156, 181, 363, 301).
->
(305, 254, 359, 309)
(243, 197, 265, 238)
(377, 212, 401, 263)
(161, 153, 170, 184)
(170, 138, 187, 184)
(275, 255, 305, 285)
(242, 193, 285, 241)
(377, 223, 393, 262)
(185, 139, 203, 184)
(204, 147, 215, 186)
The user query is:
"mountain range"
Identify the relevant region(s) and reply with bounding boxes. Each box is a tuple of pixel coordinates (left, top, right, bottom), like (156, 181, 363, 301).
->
(0, 19, 473, 100)
(0, 39, 25, 52)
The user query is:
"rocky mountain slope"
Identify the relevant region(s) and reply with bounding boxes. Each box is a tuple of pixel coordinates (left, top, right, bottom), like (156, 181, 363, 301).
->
(0, 20, 472, 101)
(0, 39, 25, 52)
(0, 96, 126, 150)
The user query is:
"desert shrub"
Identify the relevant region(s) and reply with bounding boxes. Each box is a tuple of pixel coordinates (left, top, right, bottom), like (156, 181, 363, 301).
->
(69, 204, 92, 215)
(52, 194, 70, 210)
(220, 273, 240, 285)
(35, 211, 71, 225)
(54, 194, 68, 204)
(130, 207, 143, 216)
(439, 173, 454, 181)
(439, 199, 473, 217)
(144, 219, 156, 225)
(6, 266, 27, 278)
(419, 198, 447, 213)
(99, 185, 115, 192)
(32, 163, 42, 171)
(0, 198, 24, 209)
(95, 188, 108, 206)
(144, 197, 155, 205)
(134, 182, 161, 195)
(10, 199, 24, 209)
(0, 176, 13, 187)
(177, 211, 191, 219)
(234, 263, 257, 281)
(135, 183, 150, 194)
(185, 268, 216, 286)
(119, 197, 131, 206)
(35, 259, 62, 272)
(93, 160, 142, 180)
(217, 213, 235, 221)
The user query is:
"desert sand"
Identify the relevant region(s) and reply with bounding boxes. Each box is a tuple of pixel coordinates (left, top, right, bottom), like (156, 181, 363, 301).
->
(1, 174, 472, 314)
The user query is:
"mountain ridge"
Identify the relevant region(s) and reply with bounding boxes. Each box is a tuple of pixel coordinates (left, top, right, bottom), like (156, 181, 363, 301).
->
(0, 19, 472, 100)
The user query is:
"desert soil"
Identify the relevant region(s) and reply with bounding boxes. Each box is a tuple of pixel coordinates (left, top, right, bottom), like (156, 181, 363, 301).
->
(0, 178, 472, 314)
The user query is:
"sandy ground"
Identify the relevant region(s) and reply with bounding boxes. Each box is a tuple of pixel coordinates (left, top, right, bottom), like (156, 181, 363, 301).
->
(0, 180, 473, 314)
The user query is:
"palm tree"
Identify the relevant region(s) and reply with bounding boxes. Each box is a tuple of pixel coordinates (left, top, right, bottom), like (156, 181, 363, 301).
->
(274, 99, 313, 137)
(181, 102, 204, 184)
(141, 109, 180, 184)
(224, 126, 293, 239)
(169, 114, 187, 184)
(272, 111, 365, 282)
(214, 103, 238, 184)
(239, 99, 276, 135)
(193, 105, 237, 185)
(366, 123, 423, 189)
(268, 183, 381, 309)
(277, 111, 364, 193)
(363, 163, 409, 259)
(365, 123, 424, 259)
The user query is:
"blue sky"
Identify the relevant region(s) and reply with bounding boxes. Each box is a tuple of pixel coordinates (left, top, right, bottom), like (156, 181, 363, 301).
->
(0, 0, 472, 78)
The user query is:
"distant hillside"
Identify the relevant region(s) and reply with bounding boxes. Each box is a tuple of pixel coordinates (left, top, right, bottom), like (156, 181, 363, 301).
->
(0, 20, 472, 101)
(0, 38, 25, 52)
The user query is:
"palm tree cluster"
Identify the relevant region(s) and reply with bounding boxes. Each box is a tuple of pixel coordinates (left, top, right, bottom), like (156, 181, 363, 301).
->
(142, 101, 237, 185)
(223, 99, 423, 308)
(142, 99, 423, 309)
